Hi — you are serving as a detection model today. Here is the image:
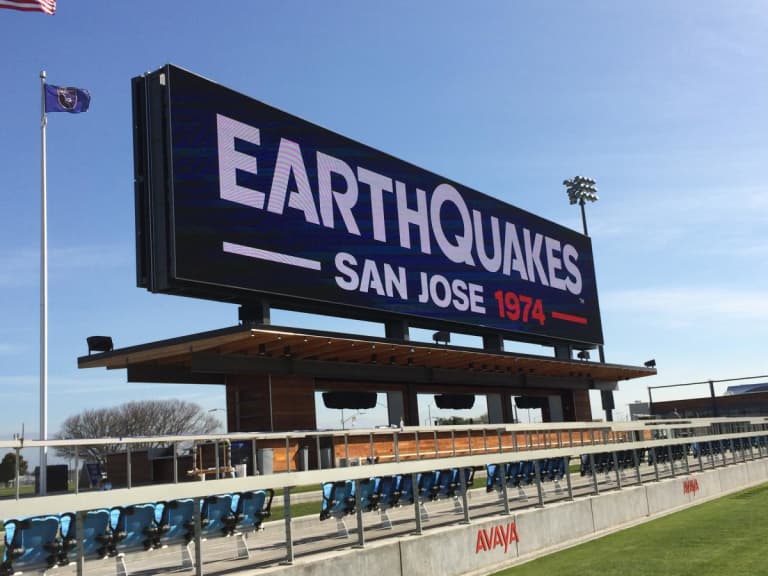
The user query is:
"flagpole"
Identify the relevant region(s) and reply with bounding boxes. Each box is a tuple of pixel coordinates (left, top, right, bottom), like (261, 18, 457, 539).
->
(40, 70, 48, 496)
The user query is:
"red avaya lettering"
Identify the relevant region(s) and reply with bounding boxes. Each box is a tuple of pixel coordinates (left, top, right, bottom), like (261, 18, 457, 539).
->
(683, 479, 701, 495)
(475, 522, 519, 554)
(476, 528, 491, 553)
(504, 522, 520, 553)
(492, 526, 505, 550)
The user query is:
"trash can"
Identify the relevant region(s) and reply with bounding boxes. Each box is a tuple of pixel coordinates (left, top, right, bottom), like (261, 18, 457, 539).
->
(299, 446, 309, 471)
(320, 447, 334, 469)
(256, 448, 273, 475)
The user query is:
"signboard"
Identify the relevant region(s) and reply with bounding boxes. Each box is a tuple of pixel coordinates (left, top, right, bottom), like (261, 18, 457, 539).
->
(133, 65, 603, 346)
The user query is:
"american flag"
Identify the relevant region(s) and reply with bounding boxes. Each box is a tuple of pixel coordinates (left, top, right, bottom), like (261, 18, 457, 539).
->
(0, 0, 56, 14)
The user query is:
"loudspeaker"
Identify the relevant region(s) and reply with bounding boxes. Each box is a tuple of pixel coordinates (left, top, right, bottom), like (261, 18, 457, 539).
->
(434, 394, 475, 410)
(321, 391, 377, 410)
(515, 396, 548, 410)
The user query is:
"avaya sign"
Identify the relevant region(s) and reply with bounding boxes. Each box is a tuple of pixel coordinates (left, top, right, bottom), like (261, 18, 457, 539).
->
(133, 65, 603, 346)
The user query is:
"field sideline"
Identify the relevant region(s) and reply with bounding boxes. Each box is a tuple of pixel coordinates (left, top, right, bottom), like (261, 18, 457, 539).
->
(493, 482, 768, 576)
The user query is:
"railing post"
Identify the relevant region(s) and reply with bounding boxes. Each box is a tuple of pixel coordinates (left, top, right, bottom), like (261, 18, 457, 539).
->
(193, 496, 203, 576)
(460, 467, 471, 524)
(283, 487, 295, 564)
(214, 440, 221, 479)
(533, 459, 545, 507)
(173, 442, 178, 483)
(565, 456, 574, 500)
(589, 453, 599, 495)
(74, 446, 79, 494)
(412, 473, 423, 535)
(286, 437, 292, 472)
(355, 479, 365, 548)
(668, 445, 675, 477)
(612, 451, 622, 489)
(14, 447, 21, 500)
(500, 463, 511, 514)
(127, 444, 132, 489)
(370, 432, 376, 463)
(343, 434, 349, 466)
(633, 448, 642, 485)
(76, 510, 85, 576)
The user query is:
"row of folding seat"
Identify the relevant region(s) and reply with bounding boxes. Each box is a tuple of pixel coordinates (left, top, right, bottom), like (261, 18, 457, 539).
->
(646, 445, 687, 465)
(485, 457, 568, 493)
(319, 469, 474, 522)
(0, 490, 273, 576)
(580, 450, 640, 476)
(693, 436, 768, 458)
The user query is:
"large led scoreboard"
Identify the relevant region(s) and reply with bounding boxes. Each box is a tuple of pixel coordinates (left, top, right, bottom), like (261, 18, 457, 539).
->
(132, 65, 604, 347)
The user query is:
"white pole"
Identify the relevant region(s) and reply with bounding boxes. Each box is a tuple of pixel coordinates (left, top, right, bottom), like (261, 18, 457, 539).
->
(40, 70, 48, 496)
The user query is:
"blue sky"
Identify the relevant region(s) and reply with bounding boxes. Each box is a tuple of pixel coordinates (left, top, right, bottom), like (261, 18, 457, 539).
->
(1, 1, 766, 438)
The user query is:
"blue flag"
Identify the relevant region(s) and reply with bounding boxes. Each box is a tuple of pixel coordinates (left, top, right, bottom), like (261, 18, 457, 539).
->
(44, 84, 90, 113)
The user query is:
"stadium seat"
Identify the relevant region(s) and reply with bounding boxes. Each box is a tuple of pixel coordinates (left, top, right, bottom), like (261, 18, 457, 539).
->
(233, 489, 274, 533)
(111, 503, 159, 552)
(357, 478, 382, 513)
(0, 515, 62, 575)
(59, 509, 114, 563)
(200, 494, 236, 538)
(375, 476, 401, 529)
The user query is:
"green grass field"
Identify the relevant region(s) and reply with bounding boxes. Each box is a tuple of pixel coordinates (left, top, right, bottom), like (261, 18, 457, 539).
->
(494, 483, 768, 576)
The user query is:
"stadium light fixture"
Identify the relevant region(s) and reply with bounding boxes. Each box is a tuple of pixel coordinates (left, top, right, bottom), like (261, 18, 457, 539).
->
(563, 176, 598, 237)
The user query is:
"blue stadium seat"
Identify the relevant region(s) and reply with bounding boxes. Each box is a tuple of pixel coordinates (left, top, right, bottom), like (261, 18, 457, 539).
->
(59, 509, 114, 563)
(157, 498, 195, 546)
(319, 481, 355, 521)
(435, 468, 474, 500)
(233, 489, 274, 533)
(419, 471, 440, 501)
(397, 474, 416, 505)
(0, 515, 62, 575)
(357, 478, 381, 512)
(377, 476, 401, 508)
(485, 463, 502, 492)
(112, 503, 160, 552)
(201, 494, 236, 538)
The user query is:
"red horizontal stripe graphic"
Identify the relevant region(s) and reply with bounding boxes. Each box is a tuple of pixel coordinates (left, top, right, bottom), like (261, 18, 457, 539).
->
(550, 311, 588, 325)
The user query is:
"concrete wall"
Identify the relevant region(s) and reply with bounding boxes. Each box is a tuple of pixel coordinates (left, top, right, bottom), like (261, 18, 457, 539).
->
(265, 458, 768, 576)
(515, 498, 593, 557)
(590, 485, 648, 532)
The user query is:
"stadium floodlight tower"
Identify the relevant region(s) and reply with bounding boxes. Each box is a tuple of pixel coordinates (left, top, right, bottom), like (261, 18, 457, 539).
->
(564, 175, 610, 418)
(563, 176, 598, 237)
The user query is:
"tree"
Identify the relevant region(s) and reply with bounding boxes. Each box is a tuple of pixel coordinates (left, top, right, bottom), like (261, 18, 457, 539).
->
(0, 452, 29, 487)
(54, 399, 221, 462)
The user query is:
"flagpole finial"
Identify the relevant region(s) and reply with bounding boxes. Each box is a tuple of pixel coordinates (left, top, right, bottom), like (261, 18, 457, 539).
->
(40, 70, 46, 80)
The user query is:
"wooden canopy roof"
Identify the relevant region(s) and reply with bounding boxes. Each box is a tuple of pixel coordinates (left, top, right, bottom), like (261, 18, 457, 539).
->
(78, 324, 656, 390)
